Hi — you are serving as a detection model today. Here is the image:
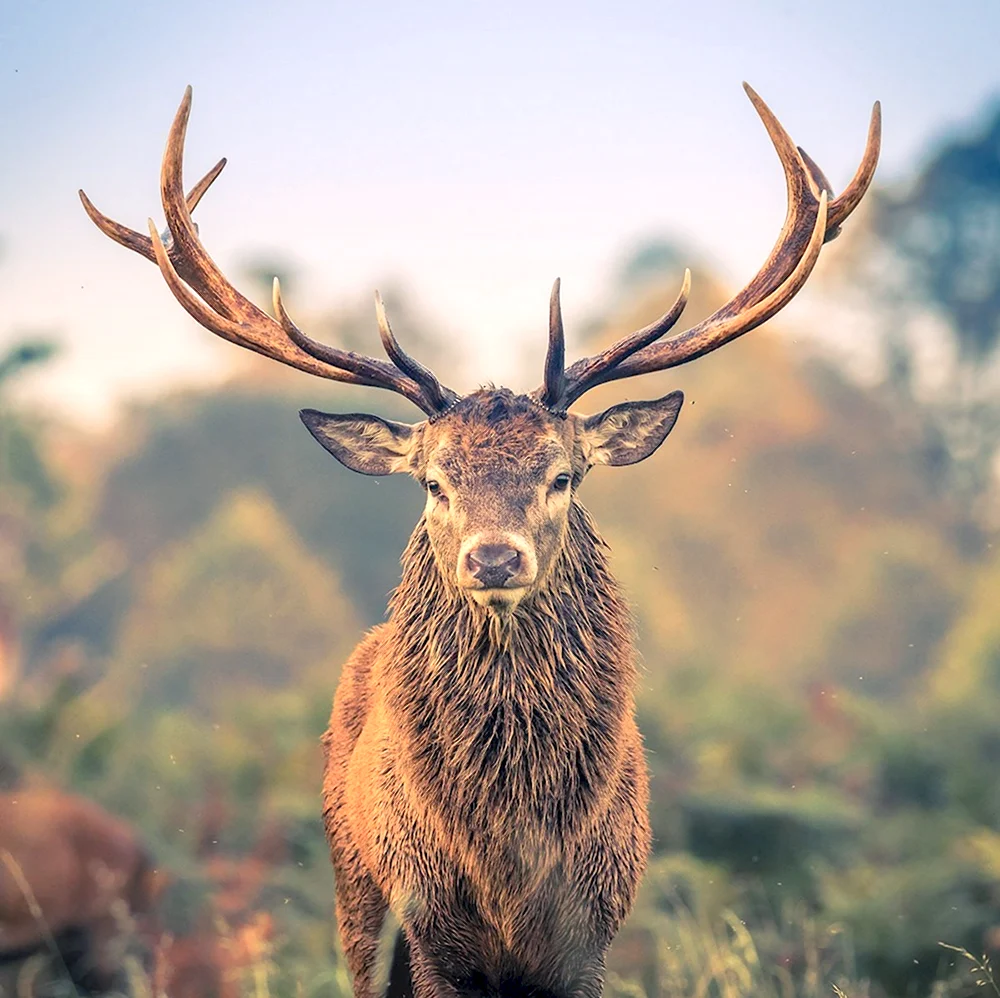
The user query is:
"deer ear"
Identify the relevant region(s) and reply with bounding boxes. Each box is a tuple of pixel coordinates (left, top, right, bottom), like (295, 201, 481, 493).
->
(581, 391, 684, 467)
(300, 409, 418, 476)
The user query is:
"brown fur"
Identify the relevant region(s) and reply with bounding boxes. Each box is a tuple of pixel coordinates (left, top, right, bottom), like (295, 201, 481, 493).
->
(318, 389, 683, 998)
(0, 789, 157, 992)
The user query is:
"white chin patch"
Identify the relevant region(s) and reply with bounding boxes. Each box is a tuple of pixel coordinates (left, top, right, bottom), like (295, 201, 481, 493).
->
(468, 587, 526, 610)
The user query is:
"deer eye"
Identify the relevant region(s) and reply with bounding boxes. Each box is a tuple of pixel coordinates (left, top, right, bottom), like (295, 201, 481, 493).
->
(427, 480, 449, 504)
(551, 473, 572, 493)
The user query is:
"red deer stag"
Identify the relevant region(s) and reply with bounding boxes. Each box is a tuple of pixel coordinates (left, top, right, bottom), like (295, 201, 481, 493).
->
(80, 85, 880, 998)
(0, 788, 158, 995)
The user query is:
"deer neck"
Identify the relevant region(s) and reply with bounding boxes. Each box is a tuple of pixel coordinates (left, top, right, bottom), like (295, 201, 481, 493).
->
(382, 502, 638, 835)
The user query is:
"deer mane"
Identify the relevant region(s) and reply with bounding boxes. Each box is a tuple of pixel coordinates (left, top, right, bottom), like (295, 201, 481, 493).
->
(382, 503, 637, 839)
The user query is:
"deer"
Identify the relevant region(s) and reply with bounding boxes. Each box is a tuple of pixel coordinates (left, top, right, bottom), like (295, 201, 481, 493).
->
(80, 83, 880, 998)
(0, 788, 160, 995)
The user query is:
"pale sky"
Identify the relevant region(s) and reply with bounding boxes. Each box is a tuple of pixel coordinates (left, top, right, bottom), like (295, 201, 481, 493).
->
(2, 0, 999, 422)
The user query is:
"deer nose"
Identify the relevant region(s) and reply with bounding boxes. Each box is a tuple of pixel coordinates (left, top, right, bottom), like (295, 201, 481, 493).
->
(466, 544, 522, 588)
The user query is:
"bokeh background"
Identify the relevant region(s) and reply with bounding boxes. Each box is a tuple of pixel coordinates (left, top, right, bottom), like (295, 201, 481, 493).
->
(3, 2, 1000, 996)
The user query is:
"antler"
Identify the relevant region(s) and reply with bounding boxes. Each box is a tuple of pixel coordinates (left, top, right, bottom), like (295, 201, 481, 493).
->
(80, 87, 458, 418)
(535, 84, 881, 410)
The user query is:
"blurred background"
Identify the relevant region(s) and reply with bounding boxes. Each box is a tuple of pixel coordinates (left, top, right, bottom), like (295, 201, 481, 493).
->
(3, 1, 1000, 996)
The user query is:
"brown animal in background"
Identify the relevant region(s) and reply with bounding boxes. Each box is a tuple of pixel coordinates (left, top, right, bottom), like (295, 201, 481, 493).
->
(81, 83, 879, 998)
(0, 789, 157, 993)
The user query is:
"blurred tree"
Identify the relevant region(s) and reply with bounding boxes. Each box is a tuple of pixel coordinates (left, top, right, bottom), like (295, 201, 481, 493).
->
(0, 339, 58, 391)
(0, 339, 61, 696)
(115, 489, 361, 708)
(925, 541, 1000, 706)
(0, 336, 122, 696)
(0, 338, 60, 504)
(875, 108, 1000, 363)
(99, 389, 420, 624)
(834, 101, 1000, 514)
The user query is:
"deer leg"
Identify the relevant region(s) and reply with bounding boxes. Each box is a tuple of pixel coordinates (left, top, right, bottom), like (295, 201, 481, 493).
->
(400, 936, 463, 998)
(333, 847, 389, 998)
(404, 939, 605, 998)
(566, 955, 607, 998)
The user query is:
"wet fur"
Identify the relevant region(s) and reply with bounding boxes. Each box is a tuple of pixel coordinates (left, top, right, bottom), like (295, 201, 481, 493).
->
(321, 393, 652, 998)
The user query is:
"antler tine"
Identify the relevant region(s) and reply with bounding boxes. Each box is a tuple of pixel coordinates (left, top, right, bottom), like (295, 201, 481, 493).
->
(374, 292, 459, 412)
(159, 86, 265, 325)
(143, 218, 275, 355)
(145, 220, 381, 387)
(797, 146, 833, 199)
(826, 100, 881, 232)
(548, 270, 691, 409)
(272, 280, 442, 416)
(711, 83, 823, 320)
(733, 87, 880, 296)
(605, 191, 829, 383)
(797, 108, 880, 247)
(796, 146, 843, 242)
(692, 86, 877, 322)
(541, 86, 877, 408)
(185, 157, 228, 215)
(540, 279, 567, 407)
(552, 193, 828, 404)
(83, 87, 457, 416)
(79, 157, 227, 286)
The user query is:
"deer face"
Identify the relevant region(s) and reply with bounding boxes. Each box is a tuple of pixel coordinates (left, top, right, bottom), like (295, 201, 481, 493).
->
(418, 393, 577, 609)
(301, 388, 683, 611)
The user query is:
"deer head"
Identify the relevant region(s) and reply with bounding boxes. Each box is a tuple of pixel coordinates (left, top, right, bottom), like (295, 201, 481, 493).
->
(80, 86, 879, 612)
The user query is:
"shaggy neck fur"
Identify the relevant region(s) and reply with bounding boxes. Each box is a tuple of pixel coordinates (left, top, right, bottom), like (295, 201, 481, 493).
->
(382, 501, 637, 844)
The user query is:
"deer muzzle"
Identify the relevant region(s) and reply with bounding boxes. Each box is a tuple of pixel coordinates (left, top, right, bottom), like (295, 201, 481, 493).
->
(458, 534, 537, 595)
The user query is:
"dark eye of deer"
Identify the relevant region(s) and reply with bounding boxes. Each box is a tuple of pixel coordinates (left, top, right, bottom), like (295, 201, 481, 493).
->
(552, 473, 571, 492)
(427, 480, 442, 496)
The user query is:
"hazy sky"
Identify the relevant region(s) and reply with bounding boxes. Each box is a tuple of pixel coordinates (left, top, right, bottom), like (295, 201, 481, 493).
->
(2, 0, 999, 422)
